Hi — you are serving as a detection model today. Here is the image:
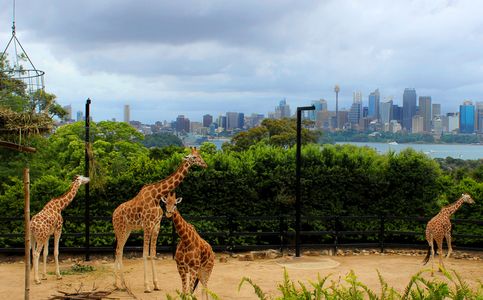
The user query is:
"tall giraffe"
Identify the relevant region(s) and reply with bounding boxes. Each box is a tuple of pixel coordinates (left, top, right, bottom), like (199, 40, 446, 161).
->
(423, 193, 475, 274)
(112, 147, 207, 293)
(162, 192, 215, 300)
(30, 175, 90, 284)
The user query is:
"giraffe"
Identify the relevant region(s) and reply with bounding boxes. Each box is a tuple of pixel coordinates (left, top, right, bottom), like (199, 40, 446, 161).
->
(423, 193, 475, 274)
(112, 147, 207, 293)
(30, 175, 90, 284)
(162, 192, 215, 300)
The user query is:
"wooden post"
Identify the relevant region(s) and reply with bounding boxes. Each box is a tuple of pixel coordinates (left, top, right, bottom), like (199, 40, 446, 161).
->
(24, 168, 30, 300)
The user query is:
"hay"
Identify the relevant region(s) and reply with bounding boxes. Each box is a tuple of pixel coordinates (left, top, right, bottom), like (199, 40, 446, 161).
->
(0, 107, 52, 135)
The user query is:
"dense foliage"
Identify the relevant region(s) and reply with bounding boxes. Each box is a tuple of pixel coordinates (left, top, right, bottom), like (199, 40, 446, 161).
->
(0, 121, 481, 249)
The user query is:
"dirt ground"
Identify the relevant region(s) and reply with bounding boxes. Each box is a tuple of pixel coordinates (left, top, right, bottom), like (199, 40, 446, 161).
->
(0, 250, 481, 300)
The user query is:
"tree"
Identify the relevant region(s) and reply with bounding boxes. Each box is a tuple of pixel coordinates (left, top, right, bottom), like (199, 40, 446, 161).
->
(141, 132, 183, 148)
(227, 118, 320, 151)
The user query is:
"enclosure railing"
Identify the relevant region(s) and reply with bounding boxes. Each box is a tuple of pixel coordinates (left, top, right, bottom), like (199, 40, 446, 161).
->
(1, 214, 482, 255)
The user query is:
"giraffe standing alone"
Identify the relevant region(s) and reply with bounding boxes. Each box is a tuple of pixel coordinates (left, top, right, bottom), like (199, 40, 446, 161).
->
(112, 147, 207, 293)
(30, 175, 90, 284)
(423, 193, 475, 274)
(162, 192, 215, 300)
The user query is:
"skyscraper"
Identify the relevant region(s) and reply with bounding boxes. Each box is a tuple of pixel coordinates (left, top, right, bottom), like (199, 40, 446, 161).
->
(380, 100, 393, 125)
(226, 112, 239, 130)
(459, 101, 475, 133)
(348, 94, 362, 127)
(402, 88, 417, 131)
(124, 104, 130, 123)
(476, 102, 483, 133)
(175, 115, 190, 133)
(203, 114, 213, 127)
(275, 99, 291, 119)
(418, 96, 432, 132)
(368, 89, 380, 120)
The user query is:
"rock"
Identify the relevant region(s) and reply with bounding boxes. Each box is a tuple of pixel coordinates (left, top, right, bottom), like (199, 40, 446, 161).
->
(219, 256, 228, 263)
(250, 251, 267, 260)
(303, 250, 320, 256)
(238, 253, 254, 261)
(266, 249, 282, 259)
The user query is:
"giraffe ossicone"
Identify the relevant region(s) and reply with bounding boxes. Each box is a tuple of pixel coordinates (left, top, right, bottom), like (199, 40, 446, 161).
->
(112, 147, 207, 293)
(30, 175, 90, 284)
(162, 191, 215, 300)
(423, 193, 475, 275)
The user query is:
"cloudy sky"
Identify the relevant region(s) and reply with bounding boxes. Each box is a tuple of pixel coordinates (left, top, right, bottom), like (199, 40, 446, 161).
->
(1, 0, 482, 123)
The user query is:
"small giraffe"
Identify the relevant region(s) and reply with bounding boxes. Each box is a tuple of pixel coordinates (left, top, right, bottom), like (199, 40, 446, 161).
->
(112, 147, 207, 293)
(30, 175, 90, 284)
(423, 193, 475, 274)
(162, 192, 215, 300)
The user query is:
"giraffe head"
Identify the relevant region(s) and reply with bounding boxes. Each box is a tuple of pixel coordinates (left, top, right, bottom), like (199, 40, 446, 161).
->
(460, 193, 475, 204)
(74, 175, 90, 185)
(183, 147, 207, 169)
(161, 192, 182, 218)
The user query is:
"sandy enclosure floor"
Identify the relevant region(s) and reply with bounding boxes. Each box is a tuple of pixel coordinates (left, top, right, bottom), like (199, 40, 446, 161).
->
(0, 251, 481, 300)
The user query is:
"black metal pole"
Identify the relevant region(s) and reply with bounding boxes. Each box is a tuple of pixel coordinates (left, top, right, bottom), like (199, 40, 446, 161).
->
(295, 105, 315, 257)
(84, 98, 91, 261)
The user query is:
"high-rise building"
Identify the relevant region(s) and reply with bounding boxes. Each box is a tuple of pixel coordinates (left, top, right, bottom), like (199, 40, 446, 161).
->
(76, 111, 84, 122)
(309, 99, 328, 121)
(124, 104, 130, 123)
(238, 112, 245, 129)
(459, 101, 475, 133)
(348, 95, 363, 128)
(412, 115, 424, 133)
(447, 113, 459, 132)
(476, 102, 483, 133)
(432, 103, 441, 118)
(368, 89, 380, 120)
(275, 99, 291, 119)
(392, 105, 403, 124)
(380, 100, 393, 125)
(418, 96, 432, 132)
(226, 112, 239, 130)
(175, 115, 190, 133)
(402, 88, 417, 131)
(62, 105, 72, 122)
(217, 115, 227, 130)
(203, 114, 213, 127)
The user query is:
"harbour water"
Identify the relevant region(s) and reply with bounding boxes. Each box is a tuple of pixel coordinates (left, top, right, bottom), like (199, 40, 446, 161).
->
(335, 142, 483, 160)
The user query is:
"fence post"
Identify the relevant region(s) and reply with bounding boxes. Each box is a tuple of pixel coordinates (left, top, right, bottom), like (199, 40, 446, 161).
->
(24, 168, 30, 300)
(84, 98, 91, 261)
(333, 216, 339, 255)
(279, 215, 285, 254)
(379, 215, 385, 253)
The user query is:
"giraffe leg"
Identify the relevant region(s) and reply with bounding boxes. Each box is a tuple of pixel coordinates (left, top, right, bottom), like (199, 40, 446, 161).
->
(32, 238, 43, 284)
(53, 229, 62, 280)
(177, 264, 189, 296)
(150, 225, 160, 291)
(445, 233, 453, 259)
(114, 231, 130, 290)
(436, 239, 445, 272)
(188, 268, 198, 295)
(199, 267, 213, 300)
(142, 230, 152, 293)
(41, 239, 49, 280)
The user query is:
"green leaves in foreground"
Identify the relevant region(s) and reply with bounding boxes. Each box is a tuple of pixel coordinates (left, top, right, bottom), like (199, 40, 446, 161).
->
(238, 268, 483, 300)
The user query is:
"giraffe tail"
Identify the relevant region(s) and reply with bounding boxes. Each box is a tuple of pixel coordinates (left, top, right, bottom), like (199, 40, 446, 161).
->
(192, 278, 199, 293)
(422, 245, 438, 265)
(422, 246, 431, 265)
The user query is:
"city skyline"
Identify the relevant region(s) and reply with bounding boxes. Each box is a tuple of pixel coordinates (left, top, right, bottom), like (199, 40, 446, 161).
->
(2, 1, 482, 123)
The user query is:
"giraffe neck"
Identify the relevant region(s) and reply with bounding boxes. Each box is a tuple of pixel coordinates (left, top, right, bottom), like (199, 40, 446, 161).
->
(153, 159, 191, 194)
(172, 210, 193, 241)
(49, 181, 82, 212)
(441, 198, 465, 216)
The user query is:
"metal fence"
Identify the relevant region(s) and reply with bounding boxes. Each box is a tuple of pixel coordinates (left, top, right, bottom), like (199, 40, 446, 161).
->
(1, 214, 482, 255)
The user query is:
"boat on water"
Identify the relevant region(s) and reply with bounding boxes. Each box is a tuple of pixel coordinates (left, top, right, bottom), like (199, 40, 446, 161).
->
(388, 141, 398, 145)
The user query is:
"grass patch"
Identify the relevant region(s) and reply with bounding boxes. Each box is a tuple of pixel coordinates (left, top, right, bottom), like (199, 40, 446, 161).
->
(48, 263, 96, 276)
